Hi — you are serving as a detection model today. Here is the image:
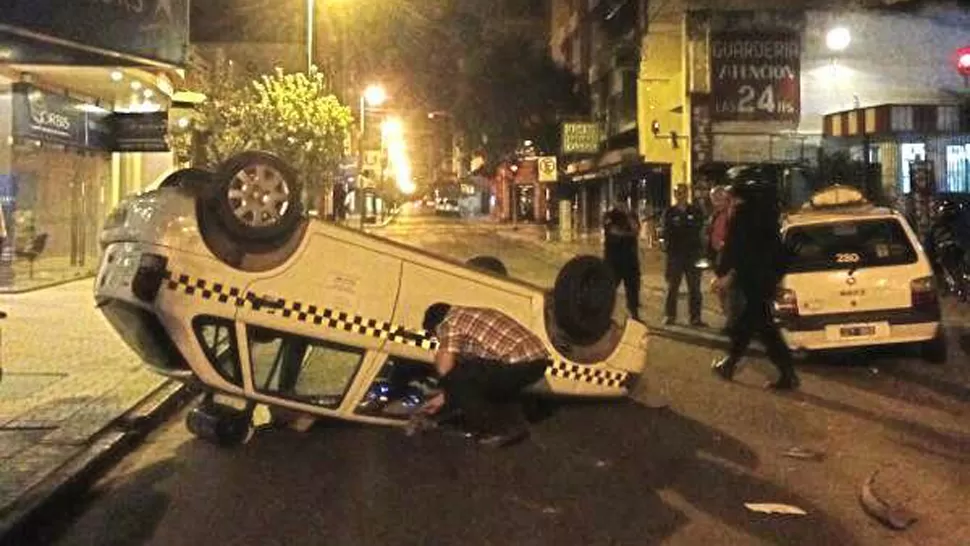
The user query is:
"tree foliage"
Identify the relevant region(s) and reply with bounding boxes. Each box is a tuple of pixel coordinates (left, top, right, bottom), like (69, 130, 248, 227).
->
(172, 63, 353, 194)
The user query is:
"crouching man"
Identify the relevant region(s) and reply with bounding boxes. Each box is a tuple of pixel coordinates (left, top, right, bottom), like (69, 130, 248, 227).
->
(420, 302, 551, 447)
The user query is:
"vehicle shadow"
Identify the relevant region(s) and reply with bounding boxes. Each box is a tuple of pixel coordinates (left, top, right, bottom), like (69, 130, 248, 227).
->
(10, 461, 176, 546)
(794, 329, 970, 416)
(95, 399, 853, 546)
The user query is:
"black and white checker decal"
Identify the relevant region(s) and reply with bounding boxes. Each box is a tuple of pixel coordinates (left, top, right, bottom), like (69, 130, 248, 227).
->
(163, 271, 631, 389)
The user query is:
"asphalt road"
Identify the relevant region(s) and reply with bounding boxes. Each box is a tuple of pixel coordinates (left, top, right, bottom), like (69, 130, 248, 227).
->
(30, 212, 970, 546)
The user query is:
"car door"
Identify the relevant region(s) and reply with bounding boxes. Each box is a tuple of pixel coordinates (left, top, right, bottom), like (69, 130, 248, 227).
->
(236, 230, 405, 402)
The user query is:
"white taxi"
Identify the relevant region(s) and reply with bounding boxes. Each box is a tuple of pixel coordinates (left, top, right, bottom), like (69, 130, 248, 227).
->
(94, 152, 649, 445)
(775, 186, 945, 362)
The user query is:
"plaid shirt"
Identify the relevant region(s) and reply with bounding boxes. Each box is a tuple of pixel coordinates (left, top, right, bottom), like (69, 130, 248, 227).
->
(436, 306, 549, 364)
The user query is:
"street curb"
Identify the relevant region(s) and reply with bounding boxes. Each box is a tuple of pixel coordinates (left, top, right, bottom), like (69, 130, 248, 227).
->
(0, 380, 192, 546)
(0, 274, 96, 295)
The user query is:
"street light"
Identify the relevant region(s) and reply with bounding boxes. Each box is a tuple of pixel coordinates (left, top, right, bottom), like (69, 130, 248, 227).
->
(307, 0, 314, 72)
(357, 84, 387, 228)
(826, 27, 851, 52)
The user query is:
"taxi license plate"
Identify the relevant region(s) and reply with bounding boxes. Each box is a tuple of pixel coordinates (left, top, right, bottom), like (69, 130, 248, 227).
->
(839, 325, 877, 338)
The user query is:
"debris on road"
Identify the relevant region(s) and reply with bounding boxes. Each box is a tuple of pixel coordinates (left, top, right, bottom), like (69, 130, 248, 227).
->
(744, 503, 808, 516)
(781, 446, 825, 461)
(859, 470, 918, 530)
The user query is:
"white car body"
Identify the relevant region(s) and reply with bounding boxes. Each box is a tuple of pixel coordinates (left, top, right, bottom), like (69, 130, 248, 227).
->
(776, 193, 942, 353)
(95, 186, 649, 429)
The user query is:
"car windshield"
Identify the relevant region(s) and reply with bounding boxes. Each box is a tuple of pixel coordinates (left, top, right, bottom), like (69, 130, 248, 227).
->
(784, 218, 918, 273)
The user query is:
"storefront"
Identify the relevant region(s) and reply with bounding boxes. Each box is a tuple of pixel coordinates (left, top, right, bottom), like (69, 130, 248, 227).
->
(639, 6, 969, 203)
(823, 103, 970, 199)
(0, 0, 188, 289)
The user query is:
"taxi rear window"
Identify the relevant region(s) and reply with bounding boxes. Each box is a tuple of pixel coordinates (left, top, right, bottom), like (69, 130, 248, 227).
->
(784, 218, 917, 273)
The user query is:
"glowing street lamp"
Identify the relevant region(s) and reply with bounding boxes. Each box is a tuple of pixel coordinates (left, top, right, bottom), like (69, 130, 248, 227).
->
(356, 84, 388, 227)
(826, 27, 851, 52)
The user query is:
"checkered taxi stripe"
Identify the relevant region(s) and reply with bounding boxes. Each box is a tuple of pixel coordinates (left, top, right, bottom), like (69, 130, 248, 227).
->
(163, 271, 631, 389)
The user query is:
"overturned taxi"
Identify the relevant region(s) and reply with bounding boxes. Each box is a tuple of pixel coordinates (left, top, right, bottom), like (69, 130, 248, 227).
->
(95, 152, 649, 445)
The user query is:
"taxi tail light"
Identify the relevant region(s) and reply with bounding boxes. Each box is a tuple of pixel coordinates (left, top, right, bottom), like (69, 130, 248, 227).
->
(910, 276, 938, 309)
(132, 254, 169, 303)
(774, 288, 799, 318)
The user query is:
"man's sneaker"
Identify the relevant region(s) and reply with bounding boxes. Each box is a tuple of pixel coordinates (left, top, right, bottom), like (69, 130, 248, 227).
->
(711, 357, 736, 381)
(764, 376, 801, 391)
(477, 427, 529, 448)
(662, 316, 676, 326)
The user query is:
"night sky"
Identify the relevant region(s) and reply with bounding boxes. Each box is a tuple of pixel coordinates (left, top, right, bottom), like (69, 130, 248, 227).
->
(191, 0, 305, 43)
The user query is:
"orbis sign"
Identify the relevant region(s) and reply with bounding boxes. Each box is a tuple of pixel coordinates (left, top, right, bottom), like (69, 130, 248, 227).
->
(710, 33, 801, 122)
(1, 0, 189, 66)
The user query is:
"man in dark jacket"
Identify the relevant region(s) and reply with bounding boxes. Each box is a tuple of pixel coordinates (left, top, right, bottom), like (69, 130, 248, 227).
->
(603, 199, 641, 320)
(661, 184, 705, 326)
(711, 179, 799, 391)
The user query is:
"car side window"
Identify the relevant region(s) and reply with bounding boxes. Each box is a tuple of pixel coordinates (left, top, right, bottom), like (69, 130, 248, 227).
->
(193, 317, 242, 387)
(356, 356, 438, 420)
(247, 326, 364, 409)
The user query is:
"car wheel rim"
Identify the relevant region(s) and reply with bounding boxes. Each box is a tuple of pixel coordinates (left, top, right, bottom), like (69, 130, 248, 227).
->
(227, 164, 291, 227)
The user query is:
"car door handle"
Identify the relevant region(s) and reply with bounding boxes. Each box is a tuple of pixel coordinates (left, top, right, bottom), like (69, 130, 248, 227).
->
(251, 294, 285, 309)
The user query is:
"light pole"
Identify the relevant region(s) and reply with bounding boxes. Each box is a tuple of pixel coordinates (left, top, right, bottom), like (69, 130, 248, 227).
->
(307, 0, 315, 72)
(357, 84, 387, 228)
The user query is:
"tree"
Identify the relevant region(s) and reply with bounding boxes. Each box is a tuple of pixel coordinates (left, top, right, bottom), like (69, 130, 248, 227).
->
(453, 33, 589, 166)
(172, 63, 353, 197)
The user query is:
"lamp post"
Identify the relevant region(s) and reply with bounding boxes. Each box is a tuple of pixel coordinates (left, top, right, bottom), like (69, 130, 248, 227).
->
(307, 0, 315, 72)
(357, 84, 387, 228)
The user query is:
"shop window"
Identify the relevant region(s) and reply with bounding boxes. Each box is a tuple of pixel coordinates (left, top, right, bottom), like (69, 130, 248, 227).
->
(193, 317, 242, 387)
(945, 144, 970, 193)
(900, 143, 926, 194)
(355, 356, 438, 420)
(248, 326, 364, 409)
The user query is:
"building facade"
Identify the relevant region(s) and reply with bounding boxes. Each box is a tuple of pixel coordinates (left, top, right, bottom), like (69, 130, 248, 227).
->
(0, 0, 189, 289)
(550, 0, 970, 233)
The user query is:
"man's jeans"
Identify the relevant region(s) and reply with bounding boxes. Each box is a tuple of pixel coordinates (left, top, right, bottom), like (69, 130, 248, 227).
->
(439, 358, 549, 435)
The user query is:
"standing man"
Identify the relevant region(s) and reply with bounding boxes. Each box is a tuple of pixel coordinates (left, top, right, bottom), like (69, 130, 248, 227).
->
(420, 303, 551, 447)
(661, 184, 706, 326)
(603, 198, 641, 320)
(706, 186, 734, 318)
(711, 179, 799, 391)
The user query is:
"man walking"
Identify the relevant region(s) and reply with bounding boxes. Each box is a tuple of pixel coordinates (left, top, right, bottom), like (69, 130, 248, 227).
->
(711, 179, 799, 391)
(420, 303, 551, 447)
(661, 184, 705, 326)
(603, 198, 641, 320)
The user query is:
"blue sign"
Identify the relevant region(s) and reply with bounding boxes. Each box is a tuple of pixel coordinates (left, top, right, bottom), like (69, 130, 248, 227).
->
(11, 83, 90, 148)
(1, 0, 189, 66)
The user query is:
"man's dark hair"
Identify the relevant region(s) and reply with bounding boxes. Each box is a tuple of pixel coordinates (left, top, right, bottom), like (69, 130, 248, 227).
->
(422, 303, 452, 333)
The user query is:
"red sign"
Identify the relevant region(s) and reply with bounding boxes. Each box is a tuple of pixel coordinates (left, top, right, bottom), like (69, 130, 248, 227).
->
(956, 46, 970, 76)
(710, 33, 801, 122)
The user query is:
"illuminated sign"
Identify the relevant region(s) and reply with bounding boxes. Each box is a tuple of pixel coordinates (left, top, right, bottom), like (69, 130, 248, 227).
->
(710, 32, 801, 122)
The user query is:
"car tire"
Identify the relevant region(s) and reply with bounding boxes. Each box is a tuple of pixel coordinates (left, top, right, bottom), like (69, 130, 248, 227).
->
(466, 255, 508, 276)
(212, 151, 303, 243)
(919, 332, 947, 364)
(553, 255, 616, 345)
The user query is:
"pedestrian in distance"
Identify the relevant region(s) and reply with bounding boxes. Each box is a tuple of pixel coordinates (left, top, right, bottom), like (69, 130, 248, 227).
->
(661, 184, 706, 327)
(711, 178, 799, 391)
(706, 185, 736, 322)
(603, 198, 642, 321)
(419, 303, 551, 447)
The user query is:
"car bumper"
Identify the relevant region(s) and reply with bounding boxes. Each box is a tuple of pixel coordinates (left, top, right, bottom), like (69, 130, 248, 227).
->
(778, 307, 941, 350)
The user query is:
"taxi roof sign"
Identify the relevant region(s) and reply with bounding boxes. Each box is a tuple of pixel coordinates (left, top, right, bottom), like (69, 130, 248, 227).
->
(803, 185, 870, 210)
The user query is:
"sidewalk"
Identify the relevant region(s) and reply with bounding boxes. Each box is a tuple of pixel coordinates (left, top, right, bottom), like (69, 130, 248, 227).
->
(0, 281, 187, 542)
